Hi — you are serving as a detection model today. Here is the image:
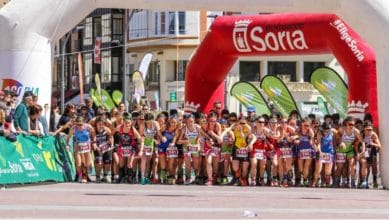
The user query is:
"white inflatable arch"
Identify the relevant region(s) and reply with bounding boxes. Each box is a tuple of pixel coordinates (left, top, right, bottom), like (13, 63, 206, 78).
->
(0, 0, 388, 187)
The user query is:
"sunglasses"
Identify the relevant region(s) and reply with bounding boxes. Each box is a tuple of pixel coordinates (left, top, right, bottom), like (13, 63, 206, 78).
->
(209, 119, 217, 123)
(303, 124, 310, 127)
(76, 123, 83, 126)
(257, 121, 265, 123)
(239, 122, 246, 125)
(138, 118, 145, 121)
(348, 123, 355, 126)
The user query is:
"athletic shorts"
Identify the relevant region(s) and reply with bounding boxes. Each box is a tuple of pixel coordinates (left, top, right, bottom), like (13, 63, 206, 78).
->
(93, 150, 112, 164)
(221, 145, 233, 156)
(176, 144, 184, 159)
(118, 146, 135, 158)
(365, 146, 377, 164)
(157, 146, 167, 156)
(232, 146, 249, 162)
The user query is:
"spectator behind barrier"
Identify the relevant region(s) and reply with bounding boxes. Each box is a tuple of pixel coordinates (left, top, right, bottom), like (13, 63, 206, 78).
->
(14, 91, 34, 133)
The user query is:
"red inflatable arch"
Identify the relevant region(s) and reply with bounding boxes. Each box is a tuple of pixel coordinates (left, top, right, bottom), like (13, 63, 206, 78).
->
(185, 13, 377, 126)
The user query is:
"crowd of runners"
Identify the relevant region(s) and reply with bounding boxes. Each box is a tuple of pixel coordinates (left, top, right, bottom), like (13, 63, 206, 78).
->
(48, 99, 381, 189)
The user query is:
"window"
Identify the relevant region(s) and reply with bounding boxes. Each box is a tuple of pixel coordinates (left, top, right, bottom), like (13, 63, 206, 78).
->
(83, 53, 93, 87)
(102, 14, 111, 43)
(239, 61, 260, 81)
(161, 12, 166, 35)
(93, 17, 102, 38)
(112, 14, 123, 35)
(112, 56, 121, 82)
(174, 60, 188, 81)
(83, 18, 93, 46)
(304, 62, 325, 82)
(168, 11, 175, 34)
(146, 61, 160, 84)
(178, 11, 185, 34)
(101, 50, 111, 83)
(154, 12, 159, 35)
(268, 61, 297, 82)
(129, 10, 147, 38)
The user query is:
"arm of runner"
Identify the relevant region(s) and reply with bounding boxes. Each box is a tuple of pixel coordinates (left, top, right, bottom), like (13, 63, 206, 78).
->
(177, 127, 189, 145)
(65, 126, 75, 151)
(247, 133, 257, 152)
(355, 128, 365, 158)
(371, 132, 382, 150)
(133, 127, 144, 157)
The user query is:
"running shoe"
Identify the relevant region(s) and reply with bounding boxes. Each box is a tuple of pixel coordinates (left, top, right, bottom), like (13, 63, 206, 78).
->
(351, 179, 356, 189)
(176, 177, 184, 185)
(216, 177, 222, 185)
(282, 179, 289, 187)
(221, 177, 229, 185)
(240, 178, 248, 187)
(259, 179, 266, 187)
(103, 175, 111, 183)
(160, 170, 167, 184)
(167, 177, 173, 185)
(272, 180, 279, 187)
(81, 176, 87, 184)
(360, 181, 368, 189)
(78, 175, 83, 183)
(140, 177, 146, 185)
(303, 180, 309, 187)
(151, 178, 159, 184)
(233, 178, 240, 186)
(95, 176, 101, 183)
(184, 178, 192, 185)
(373, 180, 378, 189)
(250, 179, 256, 186)
(205, 179, 213, 186)
(343, 182, 350, 188)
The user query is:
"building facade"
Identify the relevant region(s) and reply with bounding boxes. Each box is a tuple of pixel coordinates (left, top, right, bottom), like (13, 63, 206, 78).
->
(52, 9, 124, 106)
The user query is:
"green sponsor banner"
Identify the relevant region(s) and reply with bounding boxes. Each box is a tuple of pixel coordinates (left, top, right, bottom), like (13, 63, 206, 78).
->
(310, 67, 348, 118)
(230, 81, 271, 115)
(317, 96, 329, 115)
(100, 89, 116, 111)
(0, 135, 66, 184)
(89, 88, 102, 107)
(260, 75, 300, 118)
(112, 90, 123, 106)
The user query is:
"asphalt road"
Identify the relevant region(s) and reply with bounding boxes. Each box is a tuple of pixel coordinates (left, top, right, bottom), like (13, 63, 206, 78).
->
(0, 183, 388, 219)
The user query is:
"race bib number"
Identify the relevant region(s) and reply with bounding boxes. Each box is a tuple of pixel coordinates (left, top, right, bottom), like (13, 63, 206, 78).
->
(212, 147, 221, 157)
(266, 150, 276, 158)
(365, 147, 372, 158)
(78, 142, 90, 154)
(280, 147, 292, 158)
(144, 146, 153, 156)
(236, 147, 248, 158)
(321, 153, 332, 163)
(99, 141, 110, 153)
(299, 149, 312, 159)
(122, 146, 132, 157)
(189, 145, 200, 154)
(335, 152, 346, 163)
(166, 147, 178, 158)
(254, 149, 265, 160)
